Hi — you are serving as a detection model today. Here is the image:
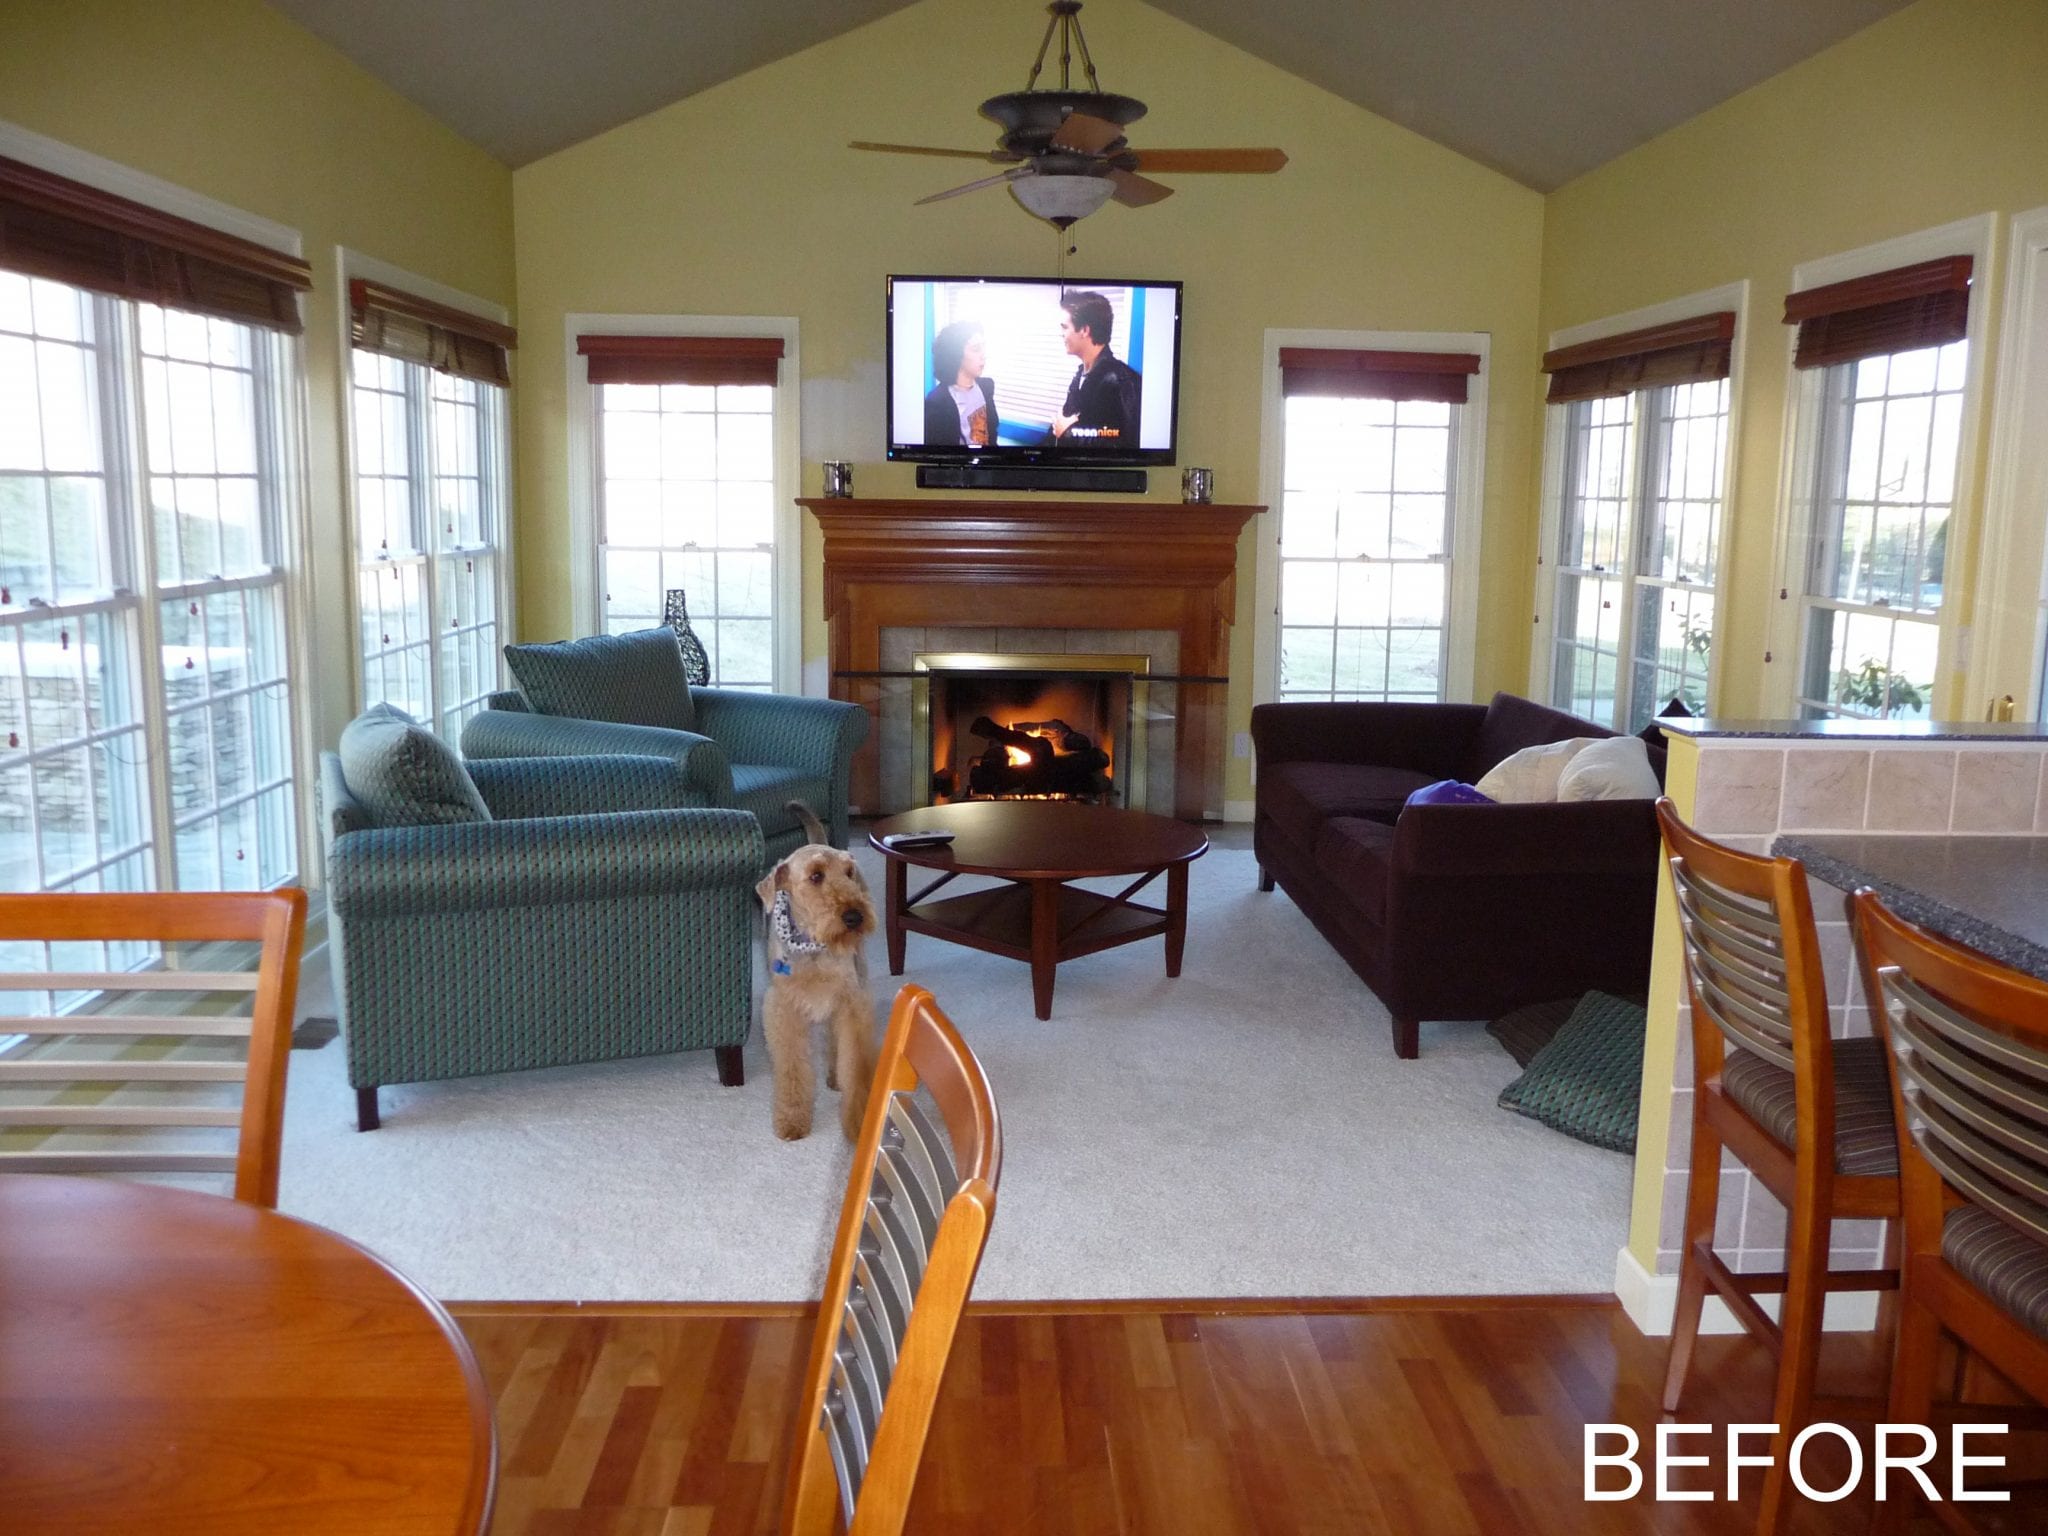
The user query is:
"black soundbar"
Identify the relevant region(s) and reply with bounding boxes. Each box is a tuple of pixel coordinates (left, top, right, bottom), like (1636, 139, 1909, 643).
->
(915, 463, 1148, 493)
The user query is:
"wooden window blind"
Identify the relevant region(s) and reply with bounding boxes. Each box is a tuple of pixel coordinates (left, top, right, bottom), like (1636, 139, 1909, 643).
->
(1541, 312, 1735, 404)
(350, 279, 516, 387)
(576, 334, 785, 387)
(0, 153, 310, 333)
(1278, 347, 1481, 404)
(1782, 256, 1973, 370)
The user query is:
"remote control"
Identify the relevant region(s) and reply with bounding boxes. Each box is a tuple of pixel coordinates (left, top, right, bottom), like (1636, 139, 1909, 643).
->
(881, 830, 956, 850)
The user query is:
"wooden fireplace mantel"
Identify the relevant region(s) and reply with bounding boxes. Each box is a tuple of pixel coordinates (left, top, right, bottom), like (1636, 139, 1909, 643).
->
(801, 497, 1262, 819)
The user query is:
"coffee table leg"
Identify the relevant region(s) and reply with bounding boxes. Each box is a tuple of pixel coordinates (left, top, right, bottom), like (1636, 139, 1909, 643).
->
(886, 856, 907, 976)
(1165, 861, 1189, 977)
(1030, 879, 1059, 1020)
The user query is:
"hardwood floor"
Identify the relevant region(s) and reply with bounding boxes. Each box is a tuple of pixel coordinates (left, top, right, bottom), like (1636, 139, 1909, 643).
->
(452, 1297, 2044, 1535)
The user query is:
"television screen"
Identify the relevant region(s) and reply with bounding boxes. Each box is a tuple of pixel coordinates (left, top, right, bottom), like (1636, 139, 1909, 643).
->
(887, 275, 1182, 466)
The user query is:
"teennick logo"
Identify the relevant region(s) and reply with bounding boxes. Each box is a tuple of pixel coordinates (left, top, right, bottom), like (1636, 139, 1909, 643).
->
(1583, 1423, 2010, 1503)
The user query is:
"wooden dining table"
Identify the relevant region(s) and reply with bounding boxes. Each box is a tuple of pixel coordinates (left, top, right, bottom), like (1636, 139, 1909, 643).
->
(0, 1172, 495, 1536)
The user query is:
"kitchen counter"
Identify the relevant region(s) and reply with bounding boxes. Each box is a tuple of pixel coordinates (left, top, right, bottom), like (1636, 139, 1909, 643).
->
(1773, 832, 2048, 982)
(1662, 718, 2048, 741)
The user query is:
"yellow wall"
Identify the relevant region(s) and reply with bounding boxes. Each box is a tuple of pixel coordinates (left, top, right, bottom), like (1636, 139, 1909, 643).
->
(511, 0, 1545, 806)
(1540, 0, 2048, 719)
(0, 0, 515, 757)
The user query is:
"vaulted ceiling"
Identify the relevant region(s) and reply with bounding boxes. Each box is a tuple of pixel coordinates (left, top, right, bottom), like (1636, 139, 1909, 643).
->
(266, 0, 1912, 190)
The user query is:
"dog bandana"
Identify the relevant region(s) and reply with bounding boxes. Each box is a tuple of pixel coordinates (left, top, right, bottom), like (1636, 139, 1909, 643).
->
(770, 889, 826, 975)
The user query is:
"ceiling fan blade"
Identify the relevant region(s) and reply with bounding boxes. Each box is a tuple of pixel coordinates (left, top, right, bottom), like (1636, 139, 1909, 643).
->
(850, 140, 1014, 163)
(1126, 147, 1289, 174)
(1108, 168, 1175, 207)
(914, 167, 1032, 206)
(1050, 112, 1125, 155)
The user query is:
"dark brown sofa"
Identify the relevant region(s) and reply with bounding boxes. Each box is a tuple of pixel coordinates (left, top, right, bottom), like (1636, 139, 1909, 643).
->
(1251, 692, 1666, 1058)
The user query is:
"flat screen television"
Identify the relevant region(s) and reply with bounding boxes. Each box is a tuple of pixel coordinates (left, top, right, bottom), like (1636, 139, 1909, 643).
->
(886, 274, 1182, 467)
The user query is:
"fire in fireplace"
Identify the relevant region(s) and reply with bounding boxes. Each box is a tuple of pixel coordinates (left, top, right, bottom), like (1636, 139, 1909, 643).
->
(965, 714, 1111, 799)
(916, 651, 1150, 809)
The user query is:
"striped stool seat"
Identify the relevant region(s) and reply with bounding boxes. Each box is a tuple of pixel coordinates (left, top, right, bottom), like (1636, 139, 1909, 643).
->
(1943, 1208, 2048, 1343)
(1722, 1036, 1900, 1176)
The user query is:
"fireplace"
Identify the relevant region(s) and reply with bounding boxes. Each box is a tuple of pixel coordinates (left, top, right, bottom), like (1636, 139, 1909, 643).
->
(917, 651, 1151, 809)
(802, 495, 1261, 820)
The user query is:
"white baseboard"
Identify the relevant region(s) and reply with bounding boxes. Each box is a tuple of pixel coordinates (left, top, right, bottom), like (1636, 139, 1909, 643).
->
(1614, 1245, 1881, 1337)
(1223, 799, 1255, 823)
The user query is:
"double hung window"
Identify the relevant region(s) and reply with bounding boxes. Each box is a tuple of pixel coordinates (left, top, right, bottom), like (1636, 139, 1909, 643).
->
(1782, 257, 1974, 720)
(1539, 314, 1734, 730)
(1274, 347, 1480, 703)
(349, 280, 514, 737)
(580, 334, 786, 691)
(0, 157, 310, 900)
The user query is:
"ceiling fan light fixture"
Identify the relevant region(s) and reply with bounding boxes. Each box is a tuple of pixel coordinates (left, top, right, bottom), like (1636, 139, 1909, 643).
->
(1010, 173, 1115, 225)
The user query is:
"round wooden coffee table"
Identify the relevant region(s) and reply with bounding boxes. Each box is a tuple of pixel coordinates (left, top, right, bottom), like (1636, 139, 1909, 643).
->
(869, 801, 1208, 1019)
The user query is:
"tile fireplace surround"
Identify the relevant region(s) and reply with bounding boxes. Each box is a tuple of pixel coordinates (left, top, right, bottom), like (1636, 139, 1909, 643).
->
(801, 497, 1261, 820)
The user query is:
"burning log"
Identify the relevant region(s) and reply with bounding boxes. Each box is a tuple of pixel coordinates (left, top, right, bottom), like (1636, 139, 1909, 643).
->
(966, 715, 1109, 800)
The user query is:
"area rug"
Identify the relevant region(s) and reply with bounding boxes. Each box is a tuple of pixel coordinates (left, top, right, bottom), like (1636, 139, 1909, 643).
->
(277, 844, 1631, 1302)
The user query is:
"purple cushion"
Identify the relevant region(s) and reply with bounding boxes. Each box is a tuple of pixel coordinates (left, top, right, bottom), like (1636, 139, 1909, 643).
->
(1405, 780, 1493, 808)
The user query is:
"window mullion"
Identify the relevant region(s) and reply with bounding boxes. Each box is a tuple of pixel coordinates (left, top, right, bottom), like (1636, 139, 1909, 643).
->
(106, 298, 176, 892)
(591, 387, 609, 611)
(409, 366, 440, 722)
(1603, 391, 1651, 730)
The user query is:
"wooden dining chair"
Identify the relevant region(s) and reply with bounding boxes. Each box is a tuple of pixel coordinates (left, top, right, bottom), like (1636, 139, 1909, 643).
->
(0, 889, 307, 1208)
(1655, 800, 1901, 1533)
(782, 983, 1002, 1536)
(1855, 889, 2048, 1531)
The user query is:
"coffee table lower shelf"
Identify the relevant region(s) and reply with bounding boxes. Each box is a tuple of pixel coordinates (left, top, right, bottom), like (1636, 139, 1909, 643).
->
(891, 880, 1182, 1019)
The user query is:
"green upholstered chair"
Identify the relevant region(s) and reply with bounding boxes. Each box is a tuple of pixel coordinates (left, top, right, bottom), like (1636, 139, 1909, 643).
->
(320, 743, 763, 1131)
(459, 632, 867, 860)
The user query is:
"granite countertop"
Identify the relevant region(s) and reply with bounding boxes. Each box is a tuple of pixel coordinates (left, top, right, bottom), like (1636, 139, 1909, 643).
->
(1773, 832, 2048, 982)
(1661, 718, 2048, 742)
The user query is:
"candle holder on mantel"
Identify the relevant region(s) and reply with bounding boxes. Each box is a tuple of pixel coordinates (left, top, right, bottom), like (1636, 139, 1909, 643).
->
(662, 589, 711, 685)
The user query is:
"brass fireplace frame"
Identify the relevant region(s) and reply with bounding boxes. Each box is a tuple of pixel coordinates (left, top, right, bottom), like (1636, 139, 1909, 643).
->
(913, 651, 1153, 810)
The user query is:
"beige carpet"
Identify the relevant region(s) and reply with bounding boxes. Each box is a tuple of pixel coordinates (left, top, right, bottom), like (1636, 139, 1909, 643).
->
(276, 844, 1632, 1302)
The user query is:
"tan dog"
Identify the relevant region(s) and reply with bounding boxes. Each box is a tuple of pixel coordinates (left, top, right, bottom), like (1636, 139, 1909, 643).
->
(756, 801, 879, 1141)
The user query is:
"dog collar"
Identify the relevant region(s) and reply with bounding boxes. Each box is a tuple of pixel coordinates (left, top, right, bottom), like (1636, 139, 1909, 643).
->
(770, 890, 827, 967)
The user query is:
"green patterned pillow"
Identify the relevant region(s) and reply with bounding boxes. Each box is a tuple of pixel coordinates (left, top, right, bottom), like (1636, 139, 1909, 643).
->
(503, 630, 696, 741)
(503, 628, 696, 732)
(338, 703, 492, 828)
(1486, 996, 1580, 1068)
(1497, 991, 1647, 1153)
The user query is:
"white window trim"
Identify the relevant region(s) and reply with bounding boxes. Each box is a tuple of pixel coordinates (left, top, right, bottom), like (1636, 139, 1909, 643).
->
(565, 313, 803, 695)
(0, 118, 303, 259)
(1253, 327, 1490, 708)
(1968, 204, 2048, 717)
(335, 248, 516, 723)
(0, 120, 318, 891)
(1529, 281, 1748, 720)
(1767, 214, 1997, 720)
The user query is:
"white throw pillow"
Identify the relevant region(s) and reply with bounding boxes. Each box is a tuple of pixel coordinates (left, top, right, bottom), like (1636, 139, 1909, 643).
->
(1556, 735, 1662, 802)
(1473, 737, 1600, 803)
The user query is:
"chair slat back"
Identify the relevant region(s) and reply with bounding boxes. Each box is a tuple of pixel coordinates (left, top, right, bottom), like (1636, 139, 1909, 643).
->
(0, 890, 307, 1206)
(785, 984, 1001, 1536)
(1657, 799, 1825, 1078)
(1856, 891, 2048, 1248)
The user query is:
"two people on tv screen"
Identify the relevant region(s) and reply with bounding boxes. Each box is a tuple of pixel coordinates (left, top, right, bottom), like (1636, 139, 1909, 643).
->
(920, 289, 1142, 451)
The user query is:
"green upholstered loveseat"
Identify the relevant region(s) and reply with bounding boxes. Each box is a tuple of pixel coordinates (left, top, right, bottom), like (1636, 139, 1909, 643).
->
(321, 750, 763, 1130)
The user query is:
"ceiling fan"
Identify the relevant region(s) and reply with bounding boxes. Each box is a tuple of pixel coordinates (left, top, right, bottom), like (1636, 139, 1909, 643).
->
(851, 0, 1288, 229)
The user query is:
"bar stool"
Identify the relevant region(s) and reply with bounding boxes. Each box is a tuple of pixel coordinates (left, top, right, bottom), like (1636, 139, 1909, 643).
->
(1655, 800, 1901, 1534)
(1855, 889, 2048, 1532)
